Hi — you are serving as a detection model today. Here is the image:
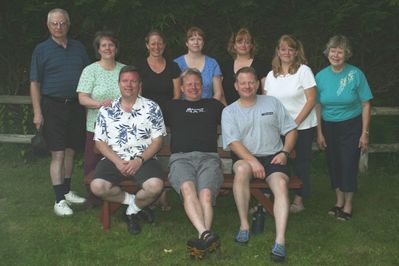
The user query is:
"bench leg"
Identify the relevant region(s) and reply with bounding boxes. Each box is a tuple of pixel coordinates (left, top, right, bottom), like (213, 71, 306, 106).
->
(101, 201, 124, 232)
(101, 201, 111, 232)
(250, 188, 274, 216)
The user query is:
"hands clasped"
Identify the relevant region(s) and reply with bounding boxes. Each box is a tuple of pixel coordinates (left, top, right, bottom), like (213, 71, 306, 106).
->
(116, 158, 142, 176)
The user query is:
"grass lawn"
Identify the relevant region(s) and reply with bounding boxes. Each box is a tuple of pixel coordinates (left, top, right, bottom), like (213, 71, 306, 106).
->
(1, 144, 398, 265)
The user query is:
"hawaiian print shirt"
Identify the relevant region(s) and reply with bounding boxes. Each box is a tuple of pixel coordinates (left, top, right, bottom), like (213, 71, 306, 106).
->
(94, 96, 166, 160)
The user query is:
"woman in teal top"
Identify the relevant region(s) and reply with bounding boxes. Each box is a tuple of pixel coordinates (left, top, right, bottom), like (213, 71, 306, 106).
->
(77, 31, 125, 206)
(315, 35, 373, 221)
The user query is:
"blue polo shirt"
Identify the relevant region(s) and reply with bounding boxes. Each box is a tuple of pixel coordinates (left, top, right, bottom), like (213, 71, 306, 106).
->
(30, 37, 90, 98)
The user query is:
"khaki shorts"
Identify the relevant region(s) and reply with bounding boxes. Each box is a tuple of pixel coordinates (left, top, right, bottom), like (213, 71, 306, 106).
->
(169, 151, 223, 205)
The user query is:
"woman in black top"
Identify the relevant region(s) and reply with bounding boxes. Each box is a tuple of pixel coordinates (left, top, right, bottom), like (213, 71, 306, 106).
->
(136, 30, 181, 112)
(221, 28, 268, 105)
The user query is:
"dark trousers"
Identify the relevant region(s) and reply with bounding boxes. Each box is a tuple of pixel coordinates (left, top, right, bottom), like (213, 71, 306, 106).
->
(322, 116, 362, 192)
(292, 127, 315, 198)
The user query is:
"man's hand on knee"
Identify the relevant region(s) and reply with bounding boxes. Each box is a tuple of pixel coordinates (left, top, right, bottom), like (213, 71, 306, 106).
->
(248, 158, 266, 179)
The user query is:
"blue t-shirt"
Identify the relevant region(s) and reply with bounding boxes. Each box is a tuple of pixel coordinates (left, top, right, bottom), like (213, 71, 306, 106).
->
(174, 55, 222, 99)
(30, 37, 90, 98)
(315, 64, 373, 122)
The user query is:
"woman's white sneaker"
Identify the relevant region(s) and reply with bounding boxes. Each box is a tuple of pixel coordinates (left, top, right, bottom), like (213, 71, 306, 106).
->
(54, 200, 73, 216)
(65, 191, 86, 204)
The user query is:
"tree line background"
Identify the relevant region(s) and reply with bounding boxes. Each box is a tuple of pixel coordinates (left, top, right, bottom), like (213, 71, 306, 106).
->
(1, 0, 398, 106)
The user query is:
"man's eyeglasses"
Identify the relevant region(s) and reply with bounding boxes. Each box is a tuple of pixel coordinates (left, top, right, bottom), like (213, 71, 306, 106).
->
(49, 21, 68, 28)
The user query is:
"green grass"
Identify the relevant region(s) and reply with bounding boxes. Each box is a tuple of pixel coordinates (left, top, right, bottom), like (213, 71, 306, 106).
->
(1, 144, 399, 265)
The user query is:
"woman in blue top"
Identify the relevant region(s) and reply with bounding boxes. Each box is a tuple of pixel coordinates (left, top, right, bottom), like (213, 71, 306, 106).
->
(174, 26, 226, 105)
(315, 35, 373, 221)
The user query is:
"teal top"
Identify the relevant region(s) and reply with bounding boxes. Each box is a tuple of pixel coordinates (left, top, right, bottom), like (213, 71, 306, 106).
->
(77, 61, 125, 132)
(315, 64, 373, 122)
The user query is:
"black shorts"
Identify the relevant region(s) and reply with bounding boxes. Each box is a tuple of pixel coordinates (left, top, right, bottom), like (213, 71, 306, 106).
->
(93, 158, 166, 186)
(232, 152, 290, 178)
(41, 96, 85, 151)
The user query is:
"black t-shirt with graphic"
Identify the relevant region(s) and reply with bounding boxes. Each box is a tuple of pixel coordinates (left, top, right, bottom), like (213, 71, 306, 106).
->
(164, 98, 224, 153)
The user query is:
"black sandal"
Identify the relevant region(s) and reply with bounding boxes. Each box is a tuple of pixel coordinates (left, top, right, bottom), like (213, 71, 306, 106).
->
(337, 211, 352, 221)
(328, 206, 343, 216)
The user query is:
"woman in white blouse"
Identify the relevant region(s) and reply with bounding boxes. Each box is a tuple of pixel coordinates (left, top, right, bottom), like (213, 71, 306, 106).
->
(264, 35, 317, 213)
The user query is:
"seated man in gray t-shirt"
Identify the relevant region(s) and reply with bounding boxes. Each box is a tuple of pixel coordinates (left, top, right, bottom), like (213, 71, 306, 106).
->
(222, 66, 297, 262)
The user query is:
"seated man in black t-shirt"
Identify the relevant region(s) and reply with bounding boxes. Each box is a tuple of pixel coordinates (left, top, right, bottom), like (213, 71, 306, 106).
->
(164, 68, 224, 259)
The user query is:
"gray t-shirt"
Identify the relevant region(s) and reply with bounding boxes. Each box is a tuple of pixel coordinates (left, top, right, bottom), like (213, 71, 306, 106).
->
(221, 95, 297, 156)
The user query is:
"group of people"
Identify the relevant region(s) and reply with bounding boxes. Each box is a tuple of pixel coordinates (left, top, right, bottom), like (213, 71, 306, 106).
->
(30, 8, 373, 262)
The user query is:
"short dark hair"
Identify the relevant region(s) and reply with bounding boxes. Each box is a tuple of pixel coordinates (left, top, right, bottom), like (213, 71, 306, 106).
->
(118, 65, 141, 82)
(234, 66, 257, 82)
(93, 30, 119, 59)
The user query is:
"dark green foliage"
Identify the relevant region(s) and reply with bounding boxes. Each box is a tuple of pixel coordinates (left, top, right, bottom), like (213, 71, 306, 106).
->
(1, 0, 398, 101)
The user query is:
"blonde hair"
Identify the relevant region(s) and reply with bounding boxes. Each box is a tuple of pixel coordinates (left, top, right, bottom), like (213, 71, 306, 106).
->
(227, 28, 256, 58)
(271, 34, 307, 77)
(180, 68, 203, 84)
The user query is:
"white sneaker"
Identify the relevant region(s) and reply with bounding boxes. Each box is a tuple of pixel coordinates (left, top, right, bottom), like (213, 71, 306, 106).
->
(54, 200, 73, 216)
(289, 203, 305, 214)
(65, 191, 86, 204)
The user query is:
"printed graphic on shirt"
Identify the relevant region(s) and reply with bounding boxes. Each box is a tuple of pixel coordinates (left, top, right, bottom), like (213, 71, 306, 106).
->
(186, 108, 205, 114)
(337, 70, 355, 96)
(261, 112, 273, 116)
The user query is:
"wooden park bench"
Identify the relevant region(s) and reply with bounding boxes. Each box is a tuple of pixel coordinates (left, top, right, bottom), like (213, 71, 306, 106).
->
(85, 133, 303, 232)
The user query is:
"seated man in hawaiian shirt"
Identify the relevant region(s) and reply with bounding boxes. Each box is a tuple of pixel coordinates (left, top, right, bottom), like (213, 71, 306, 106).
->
(91, 65, 166, 235)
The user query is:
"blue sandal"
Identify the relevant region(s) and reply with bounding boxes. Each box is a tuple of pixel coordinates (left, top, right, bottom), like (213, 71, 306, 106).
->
(270, 243, 286, 262)
(235, 229, 250, 245)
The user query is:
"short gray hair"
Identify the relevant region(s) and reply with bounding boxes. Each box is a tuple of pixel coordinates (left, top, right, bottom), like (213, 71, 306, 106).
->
(323, 35, 352, 59)
(47, 8, 71, 26)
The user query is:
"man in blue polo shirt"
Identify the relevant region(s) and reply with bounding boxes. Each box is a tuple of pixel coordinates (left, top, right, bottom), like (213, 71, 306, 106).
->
(30, 8, 89, 216)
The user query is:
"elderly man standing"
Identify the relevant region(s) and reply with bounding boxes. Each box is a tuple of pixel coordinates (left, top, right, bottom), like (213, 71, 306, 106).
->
(222, 67, 297, 262)
(164, 68, 225, 259)
(30, 8, 89, 216)
(90, 65, 166, 235)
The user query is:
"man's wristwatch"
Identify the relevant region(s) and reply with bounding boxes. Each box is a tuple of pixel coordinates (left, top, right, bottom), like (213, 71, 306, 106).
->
(278, 150, 290, 158)
(135, 155, 145, 163)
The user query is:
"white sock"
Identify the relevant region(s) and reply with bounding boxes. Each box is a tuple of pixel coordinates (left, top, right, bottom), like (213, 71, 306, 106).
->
(126, 202, 141, 215)
(122, 192, 135, 205)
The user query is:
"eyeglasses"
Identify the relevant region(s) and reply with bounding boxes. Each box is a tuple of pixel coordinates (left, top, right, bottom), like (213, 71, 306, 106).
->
(49, 21, 68, 28)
